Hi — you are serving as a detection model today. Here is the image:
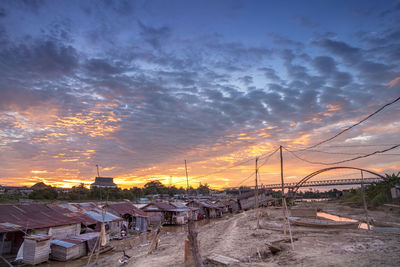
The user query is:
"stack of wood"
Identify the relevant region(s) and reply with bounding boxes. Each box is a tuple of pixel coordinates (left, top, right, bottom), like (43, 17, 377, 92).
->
(23, 234, 51, 265)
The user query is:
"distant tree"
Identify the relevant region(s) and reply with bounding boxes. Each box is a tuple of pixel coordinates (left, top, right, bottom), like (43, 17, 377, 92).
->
(197, 183, 210, 195)
(143, 180, 166, 195)
(29, 187, 58, 200)
(130, 187, 144, 199)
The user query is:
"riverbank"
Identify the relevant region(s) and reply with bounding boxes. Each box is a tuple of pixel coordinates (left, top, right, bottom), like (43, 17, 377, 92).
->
(68, 200, 399, 266)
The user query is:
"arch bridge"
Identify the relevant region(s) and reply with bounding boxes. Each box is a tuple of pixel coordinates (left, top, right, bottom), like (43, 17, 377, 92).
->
(254, 167, 385, 194)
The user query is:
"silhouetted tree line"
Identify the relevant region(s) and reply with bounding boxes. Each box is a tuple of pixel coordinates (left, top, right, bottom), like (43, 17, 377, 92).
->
(342, 172, 400, 207)
(24, 180, 211, 201)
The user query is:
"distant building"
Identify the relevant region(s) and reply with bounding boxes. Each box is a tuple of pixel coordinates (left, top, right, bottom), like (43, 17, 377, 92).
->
(4, 186, 33, 196)
(391, 186, 400, 199)
(31, 182, 49, 190)
(90, 177, 117, 189)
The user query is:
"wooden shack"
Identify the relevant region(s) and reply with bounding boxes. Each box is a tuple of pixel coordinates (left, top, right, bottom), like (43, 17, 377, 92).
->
(186, 200, 221, 219)
(50, 238, 86, 261)
(106, 202, 149, 232)
(237, 189, 273, 210)
(23, 234, 51, 265)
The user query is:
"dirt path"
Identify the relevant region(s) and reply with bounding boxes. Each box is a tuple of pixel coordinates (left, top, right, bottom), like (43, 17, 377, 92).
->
(54, 201, 400, 266)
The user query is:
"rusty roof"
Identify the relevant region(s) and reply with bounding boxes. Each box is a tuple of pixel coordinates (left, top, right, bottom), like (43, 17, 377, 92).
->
(237, 189, 268, 200)
(142, 202, 177, 211)
(187, 200, 221, 209)
(46, 203, 98, 226)
(107, 202, 148, 217)
(0, 204, 82, 233)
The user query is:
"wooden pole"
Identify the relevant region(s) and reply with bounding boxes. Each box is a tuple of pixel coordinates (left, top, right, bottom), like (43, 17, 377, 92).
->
(185, 160, 189, 196)
(360, 170, 371, 230)
(283, 198, 295, 250)
(280, 146, 287, 235)
(187, 220, 203, 267)
(255, 157, 260, 228)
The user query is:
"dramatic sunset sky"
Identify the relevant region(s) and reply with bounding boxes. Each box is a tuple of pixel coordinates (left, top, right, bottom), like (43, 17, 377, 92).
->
(0, 0, 399, 189)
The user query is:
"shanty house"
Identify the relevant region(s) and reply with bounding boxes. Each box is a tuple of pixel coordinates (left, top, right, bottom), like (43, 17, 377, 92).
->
(186, 200, 222, 219)
(71, 203, 123, 236)
(142, 202, 189, 225)
(0, 204, 82, 256)
(106, 202, 149, 232)
(169, 202, 198, 223)
(23, 234, 51, 265)
(46, 203, 98, 233)
(237, 189, 273, 210)
(50, 238, 87, 261)
(218, 199, 239, 213)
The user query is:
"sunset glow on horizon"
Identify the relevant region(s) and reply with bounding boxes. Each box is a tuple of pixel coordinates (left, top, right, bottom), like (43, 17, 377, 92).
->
(0, 0, 399, 190)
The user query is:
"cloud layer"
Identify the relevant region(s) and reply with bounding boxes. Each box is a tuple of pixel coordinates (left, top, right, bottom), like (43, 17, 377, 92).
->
(0, 0, 399, 188)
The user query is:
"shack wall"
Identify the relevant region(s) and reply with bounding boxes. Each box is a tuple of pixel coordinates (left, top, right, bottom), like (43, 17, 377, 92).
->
(50, 245, 80, 261)
(23, 238, 50, 265)
(35, 224, 81, 239)
(146, 212, 164, 225)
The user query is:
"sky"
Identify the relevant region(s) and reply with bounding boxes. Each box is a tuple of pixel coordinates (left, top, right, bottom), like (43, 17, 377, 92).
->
(0, 0, 399, 189)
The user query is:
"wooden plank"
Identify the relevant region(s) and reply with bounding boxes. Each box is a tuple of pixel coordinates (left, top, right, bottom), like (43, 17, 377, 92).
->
(206, 253, 239, 266)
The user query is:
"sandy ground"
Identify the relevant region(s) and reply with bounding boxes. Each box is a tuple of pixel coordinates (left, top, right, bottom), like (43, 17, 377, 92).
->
(39, 201, 400, 267)
(81, 201, 400, 267)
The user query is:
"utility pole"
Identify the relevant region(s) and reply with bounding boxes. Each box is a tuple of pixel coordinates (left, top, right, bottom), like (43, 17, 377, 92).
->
(360, 170, 371, 230)
(185, 160, 189, 196)
(96, 164, 100, 177)
(255, 157, 260, 228)
(280, 145, 286, 235)
(280, 145, 294, 249)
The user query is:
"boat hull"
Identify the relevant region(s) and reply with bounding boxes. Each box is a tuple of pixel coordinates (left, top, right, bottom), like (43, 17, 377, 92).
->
(288, 217, 359, 229)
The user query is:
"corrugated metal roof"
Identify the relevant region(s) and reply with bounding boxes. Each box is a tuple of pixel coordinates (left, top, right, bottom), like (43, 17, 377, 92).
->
(237, 189, 268, 200)
(107, 202, 148, 217)
(81, 209, 122, 223)
(68, 232, 100, 242)
(187, 200, 220, 209)
(142, 202, 178, 211)
(51, 239, 77, 248)
(46, 204, 98, 226)
(24, 234, 51, 241)
(0, 204, 82, 233)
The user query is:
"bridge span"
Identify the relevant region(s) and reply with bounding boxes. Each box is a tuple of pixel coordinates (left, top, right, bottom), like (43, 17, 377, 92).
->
(263, 177, 382, 189)
(226, 177, 383, 190)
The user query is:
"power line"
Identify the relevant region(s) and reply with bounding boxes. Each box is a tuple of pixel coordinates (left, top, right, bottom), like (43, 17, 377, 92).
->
(236, 172, 256, 187)
(191, 147, 279, 180)
(298, 95, 400, 151)
(298, 149, 400, 156)
(284, 144, 400, 165)
(258, 147, 280, 170)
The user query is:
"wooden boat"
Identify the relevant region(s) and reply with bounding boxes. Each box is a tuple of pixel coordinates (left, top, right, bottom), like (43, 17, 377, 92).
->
(288, 216, 359, 229)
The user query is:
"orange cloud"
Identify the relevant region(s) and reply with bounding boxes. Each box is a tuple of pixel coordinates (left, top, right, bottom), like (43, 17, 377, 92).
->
(326, 104, 341, 111)
(387, 77, 400, 88)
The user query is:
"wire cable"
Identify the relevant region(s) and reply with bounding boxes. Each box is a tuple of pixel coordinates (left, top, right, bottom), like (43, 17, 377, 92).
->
(284, 144, 400, 165)
(236, 172, 256, 187)
(298, 149, 400, 156)
(258, 147, 280, 170)
(191, 146, 279, 180)
(297, 95, 400, 151)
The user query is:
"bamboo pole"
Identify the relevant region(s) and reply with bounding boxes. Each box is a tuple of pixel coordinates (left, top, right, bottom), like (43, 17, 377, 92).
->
(280, 146, 287, 235)
(283, 198, 294, 250)
(187, 220, 203, 267)
(255, 157, 260, 229)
